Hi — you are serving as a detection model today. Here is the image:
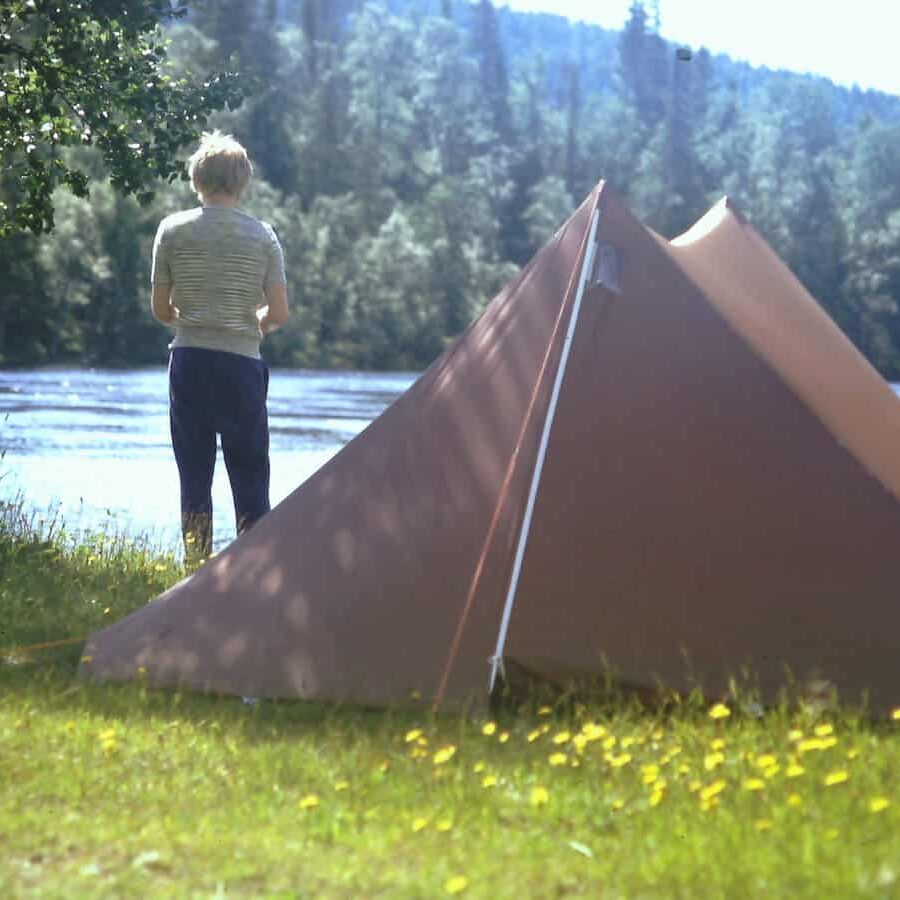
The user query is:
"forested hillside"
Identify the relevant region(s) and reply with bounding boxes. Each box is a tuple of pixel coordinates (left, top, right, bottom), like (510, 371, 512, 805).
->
(3, 0, 900, 375)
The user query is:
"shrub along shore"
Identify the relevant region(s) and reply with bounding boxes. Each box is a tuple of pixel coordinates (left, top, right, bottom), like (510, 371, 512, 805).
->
(1, 498, 898, 897)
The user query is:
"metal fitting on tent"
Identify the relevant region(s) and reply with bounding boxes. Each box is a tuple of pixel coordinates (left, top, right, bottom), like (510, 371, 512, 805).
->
(591, 242, 621, 293)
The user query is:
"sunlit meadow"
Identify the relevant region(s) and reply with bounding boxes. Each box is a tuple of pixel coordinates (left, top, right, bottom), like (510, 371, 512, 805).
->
(1, 496, 898, 898)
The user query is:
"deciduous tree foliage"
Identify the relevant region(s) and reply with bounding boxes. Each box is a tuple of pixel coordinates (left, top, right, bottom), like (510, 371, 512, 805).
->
(0, 0, 242, 235)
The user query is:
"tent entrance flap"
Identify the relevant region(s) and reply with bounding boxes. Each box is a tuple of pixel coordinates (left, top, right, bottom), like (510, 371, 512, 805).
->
(488, 208, 602, 693)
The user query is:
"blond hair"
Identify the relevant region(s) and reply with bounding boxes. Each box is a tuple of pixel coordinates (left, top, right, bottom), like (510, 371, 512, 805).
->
(188, 131, 252, 198)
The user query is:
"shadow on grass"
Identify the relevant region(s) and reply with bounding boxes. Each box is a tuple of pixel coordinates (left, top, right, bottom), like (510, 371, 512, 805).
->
(3, 649, 893, 751)
(0, 653, 443, 746)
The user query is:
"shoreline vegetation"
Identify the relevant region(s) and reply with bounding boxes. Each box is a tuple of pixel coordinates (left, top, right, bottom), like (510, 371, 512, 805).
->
(2, 495, 899, 896)
(3, 1, 900, 380)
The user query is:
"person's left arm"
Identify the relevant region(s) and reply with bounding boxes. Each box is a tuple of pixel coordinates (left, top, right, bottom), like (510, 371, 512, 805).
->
(150, 219, 177, 325)
(151, 282, 177, 325)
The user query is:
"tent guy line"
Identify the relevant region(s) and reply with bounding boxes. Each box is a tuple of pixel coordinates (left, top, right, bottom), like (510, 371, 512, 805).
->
(431, 190, 600, 710)
(487, 207, 602, 694)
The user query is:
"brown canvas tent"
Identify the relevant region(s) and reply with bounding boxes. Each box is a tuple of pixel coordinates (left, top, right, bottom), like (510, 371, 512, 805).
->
(81, 183, 900, 712)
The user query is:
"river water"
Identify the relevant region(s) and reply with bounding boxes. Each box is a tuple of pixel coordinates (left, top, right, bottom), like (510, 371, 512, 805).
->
(2, 369, 899, 555)
(0, 368, 416, 553)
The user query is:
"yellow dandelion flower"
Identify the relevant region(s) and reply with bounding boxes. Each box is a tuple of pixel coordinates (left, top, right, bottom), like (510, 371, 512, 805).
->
(704, 752, 724, 771)
(709, 703, 731, 720)
(435, 818, 454, 832)
(814, 723, 834, 737)
(333, 780, 350, 791)
(572, 734, 588, 753)
(611, 798, 625, 811)
(538, 705, 552, 716)
(797, 736, 837, 753)
(700, 796, 720, 812)
(755, 754, 777, 769)
(891, 708, 900, 721)
(570, 758, 581, 768)
(787, 793, 803, 807)
(417, 736, 429, 746)
(481, 774, 498, 788)
(583, 723, 607, 741)
(530, 786, 549, 806)
(602, 736, 617, 750)
(553, 731, 571, 745)
(869, 797, 890, 813)
(549, 752, 568, 766)
(445, 875, 468, 895)
(405, 729, 423, 743)
(540, 723, 551, 735)
(689, 779, 702, 793)
(609, 753, 632, 769)
(786, 763, 805, 778)
(678, 763, 692, 775)
(824, 770, 849, 787)
(482, 722, 497, 736)
(754, 819, 773, 832)
(641, 764, 660, 783)
(700, 780, 727, 802)
(787, 729, 804, 742)
(743, 778, 766, 792)
(709, 738, 726, 752)
(411, 817, 429, 832)
(652, 728, 665, 741)
(621, 735, 637, 749)
(498, 732, 510, 743)
(650, 788, 665, 807)
(527, 729, 542, 743)
(473, 761, 486, 774)
(298, 794, 320, 809)
(846, 748, 859, 760)
(433, 745, 457, 765)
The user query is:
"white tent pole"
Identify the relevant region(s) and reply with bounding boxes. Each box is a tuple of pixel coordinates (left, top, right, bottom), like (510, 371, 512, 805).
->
(488, 208, 601, 693)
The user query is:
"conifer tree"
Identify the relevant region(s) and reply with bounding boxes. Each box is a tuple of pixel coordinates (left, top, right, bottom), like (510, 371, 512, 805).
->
(473, 0, 513, 144)
(565, 62, 582, 197)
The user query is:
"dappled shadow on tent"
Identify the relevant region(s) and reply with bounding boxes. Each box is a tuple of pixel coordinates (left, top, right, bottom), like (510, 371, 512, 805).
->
(81, 190, 599, 708)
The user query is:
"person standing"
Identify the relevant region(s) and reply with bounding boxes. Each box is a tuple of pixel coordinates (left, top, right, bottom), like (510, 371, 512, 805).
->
(150, 131, 289, 565)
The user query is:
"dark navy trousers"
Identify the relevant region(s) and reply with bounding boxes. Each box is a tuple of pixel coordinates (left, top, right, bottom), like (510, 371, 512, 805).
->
(169, 347, 271, 562)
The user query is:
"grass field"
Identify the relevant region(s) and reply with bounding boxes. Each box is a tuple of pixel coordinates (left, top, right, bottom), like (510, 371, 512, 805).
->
(1, 496, 898, 898)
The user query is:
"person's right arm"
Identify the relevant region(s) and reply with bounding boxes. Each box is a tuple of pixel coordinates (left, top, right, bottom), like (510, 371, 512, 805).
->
(257, 281, 289, 335)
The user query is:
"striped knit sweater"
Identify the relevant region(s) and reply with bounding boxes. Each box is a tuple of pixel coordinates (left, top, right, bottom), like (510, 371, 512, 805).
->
(151, 206, 287, 359)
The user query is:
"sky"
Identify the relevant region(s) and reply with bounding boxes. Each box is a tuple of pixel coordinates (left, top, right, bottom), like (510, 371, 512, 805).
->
(495, 0, 900, 97)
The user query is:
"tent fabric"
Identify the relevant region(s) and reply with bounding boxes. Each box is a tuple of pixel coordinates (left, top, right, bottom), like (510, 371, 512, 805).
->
(81, 183, 900, 712)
